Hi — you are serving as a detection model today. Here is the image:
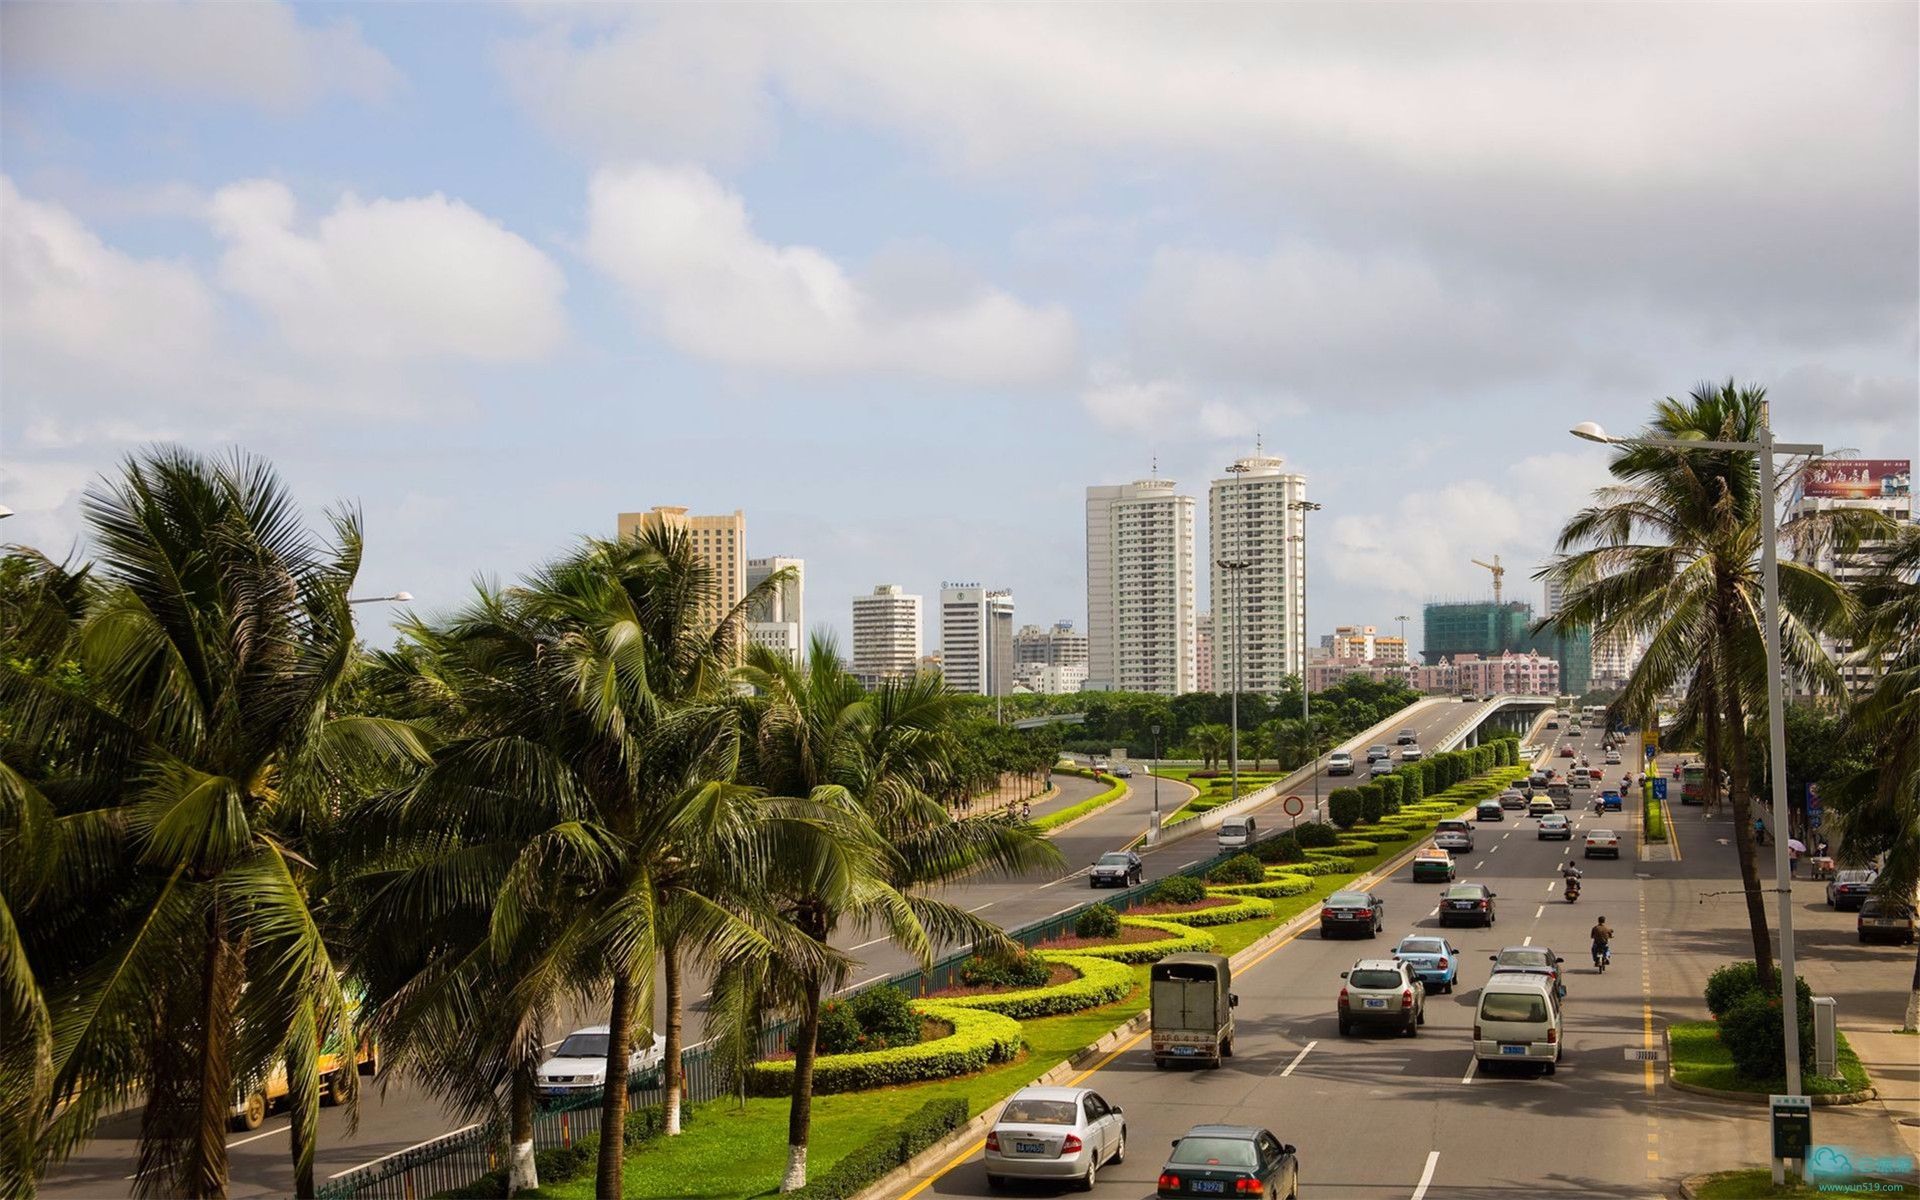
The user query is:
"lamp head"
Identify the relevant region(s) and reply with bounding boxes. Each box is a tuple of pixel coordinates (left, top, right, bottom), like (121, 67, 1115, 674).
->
(1569, 421, 1613, 445)
(393, 591, 414, 602)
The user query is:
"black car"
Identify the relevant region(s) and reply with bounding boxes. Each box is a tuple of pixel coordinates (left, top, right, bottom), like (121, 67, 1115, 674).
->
(1158, 1125, 1299, 1200)
(1089, 851, 1144, 888)
(1858, 897, 1917, 945)
(1476, 800, 1504, 822)
(1827, 870, 1878, 912)
(1320, 889, 1385, 938)
(1397, 728, 1419, 745)
(1438, 883, 1497, 927)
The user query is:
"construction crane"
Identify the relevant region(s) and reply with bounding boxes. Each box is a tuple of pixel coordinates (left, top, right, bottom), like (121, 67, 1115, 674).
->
(1471, 555, 1506, 605)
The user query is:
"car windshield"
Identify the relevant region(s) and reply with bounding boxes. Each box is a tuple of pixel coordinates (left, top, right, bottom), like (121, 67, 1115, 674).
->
(1437, 821, 1469, 832)
(1837, 871, 1876, 885)
(1497, 950, 1550, 968)
(999, 1097, 1077, 1125)
(1478, 803, 1500, 811)
(1590, 829, 1616, 838)
(1097, 853, 1133, 866)
(554, 1033, 609, 1059)
(1398, 938, 1446, 956)
(1327, 892, 1370, 907)
(1443, 886, 1484, 900)
(1348, 968, 1402, 989)
(1168, 1137, 1259, 1168)
(1481, 992, 1549, 1022)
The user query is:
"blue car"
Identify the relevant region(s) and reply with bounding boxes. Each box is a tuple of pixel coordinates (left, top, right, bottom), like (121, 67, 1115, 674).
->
(1391, 935, 1460, 994)
(1601, 791, 1623, 812)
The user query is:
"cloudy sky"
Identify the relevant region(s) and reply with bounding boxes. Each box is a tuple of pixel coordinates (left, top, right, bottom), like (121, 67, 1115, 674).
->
(3, 2, 1915, 655)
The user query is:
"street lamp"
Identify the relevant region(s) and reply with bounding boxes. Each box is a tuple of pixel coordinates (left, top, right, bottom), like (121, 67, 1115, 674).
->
(1149, 723, 1163, 845)
(1216, 557, 1250, 803)
(347, 592, 414, 604)
(0, 505, 13, 519)
(1570, 415, 1819, 1142)
(1289, 499, 1323, 726)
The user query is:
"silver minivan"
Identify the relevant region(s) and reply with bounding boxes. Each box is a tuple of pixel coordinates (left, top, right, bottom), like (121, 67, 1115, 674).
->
(1217, 816, 1256, 850)
(1473, 974, 1562, 1074)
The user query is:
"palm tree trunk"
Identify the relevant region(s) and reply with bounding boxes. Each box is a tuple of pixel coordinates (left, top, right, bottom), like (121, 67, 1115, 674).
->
(507, 1065, 538, 1196)
(186, 907, 238, 1200)
(1906, 942, 1920, 1033)
(286, 1046, 316, 1199)
(663, 936, 684, 1136)
(781, 973, 824, 1193)
(1722, 682, 1776, 985)
(595, 973, 637, 1199)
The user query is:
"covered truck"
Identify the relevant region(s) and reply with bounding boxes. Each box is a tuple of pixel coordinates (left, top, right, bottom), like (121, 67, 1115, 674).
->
(1151, 951, 1238, 1068)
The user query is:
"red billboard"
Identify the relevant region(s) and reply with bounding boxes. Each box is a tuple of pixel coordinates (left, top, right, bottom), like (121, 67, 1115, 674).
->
(1801, 459, 1910, 500)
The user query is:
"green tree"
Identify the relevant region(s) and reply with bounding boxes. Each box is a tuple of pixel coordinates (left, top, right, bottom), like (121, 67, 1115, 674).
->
(1190, 724, 1231, 770)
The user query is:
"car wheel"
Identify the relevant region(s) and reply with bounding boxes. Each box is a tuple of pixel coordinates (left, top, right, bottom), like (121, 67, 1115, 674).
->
(233, 1090, 266, 1132)
(1221, 1036, 1234, 1059)
(1338, 1018, 1351, 1036)
(1114, 1127, 1126, 1164)
(985, 1174, 1005, 1190)
(1543, 1062, 1557, 1076)
(1405, 1017, 1419, 1038)
(1417, 1003, 1427, 1026)
(1081, 1155, 1097, 1191)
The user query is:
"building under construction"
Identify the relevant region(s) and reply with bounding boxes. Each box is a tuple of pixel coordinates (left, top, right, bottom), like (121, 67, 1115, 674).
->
(1422, 599, 1592, 693)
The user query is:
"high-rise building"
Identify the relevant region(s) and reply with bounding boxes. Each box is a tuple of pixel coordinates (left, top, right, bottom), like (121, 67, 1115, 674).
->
(1590, 631, 1644, 688)
(1329, 624, 1408, 664)
(940, 584, 1016, 695)
(1086, 477, 1198, 694)
(1787, 459, 1913, 694)
(745, 555, 805, 665)
(851, 584, 922, 685)
(617, 506, 745, 636)
(1543, 578, 1566, 619)
(1422, 599, 1591, 693)
(1209, 454, 1308, 694)
(1014, 621, 1090, 669)
(1194, 614, 1214, 693)
(1013, 662, 1090, 695)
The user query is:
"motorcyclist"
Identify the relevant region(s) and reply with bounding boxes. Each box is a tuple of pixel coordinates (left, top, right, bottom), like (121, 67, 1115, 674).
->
(1561, 860, 1584, 882)
(1590, 917, 1614, 968)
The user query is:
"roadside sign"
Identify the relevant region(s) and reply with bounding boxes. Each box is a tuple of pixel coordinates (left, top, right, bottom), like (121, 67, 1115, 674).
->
(1283, 796, 1305, 817)
(1653, 778, 1668, 801)
(1645, 743, 1657, 760)
(1807, 782, 1823, 831)
(1624, 1047, 1665, 1062)
(1772, 1095, 1813, 1160)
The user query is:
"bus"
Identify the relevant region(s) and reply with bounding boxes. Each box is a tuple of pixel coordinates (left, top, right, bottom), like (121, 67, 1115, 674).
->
(1680, 763, 1709, 806)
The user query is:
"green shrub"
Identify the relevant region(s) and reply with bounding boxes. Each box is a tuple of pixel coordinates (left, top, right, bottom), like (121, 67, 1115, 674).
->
(1419, 759, 1438, 794)
(1349, 829, 1409, 846)
(788, 1098, 969, 1200)
(1399, 769, 1424, 803)
(750, 1004, 1021, 1096)
(850, 985, 921, 1048)
(1062, 916, 1216, 963)
(1328, 790, 1361, 829)
(937, 954, 1134, 1019)
(805, 999, 866, 1055)
(1301, 852, 1357, 873)
(1151, 894, 1274, 926)
(1075, 903, 1121, 939)
(1704, 961, 1813, 1019)
(1149, 873, 1208, 904)
(1294, 820, 1339, 847)
(1717, 992, 1814, 1081)
(1253, 833, 1304, 863)
(1207, 854, 1265, 885)
(958, 949, 1051, 990)
(1378, 774, 1404, 813)
(1358, 785, 1385, 824)
(1209, 874, 1315, 898)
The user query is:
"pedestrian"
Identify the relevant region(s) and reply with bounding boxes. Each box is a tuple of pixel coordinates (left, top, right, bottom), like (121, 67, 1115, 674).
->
(1790, 841, 1800, 875)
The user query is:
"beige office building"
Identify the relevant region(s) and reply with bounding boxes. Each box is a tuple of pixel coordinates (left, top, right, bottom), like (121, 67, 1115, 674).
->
(617, 506, 746, 635)
(852, 584, 923, 685)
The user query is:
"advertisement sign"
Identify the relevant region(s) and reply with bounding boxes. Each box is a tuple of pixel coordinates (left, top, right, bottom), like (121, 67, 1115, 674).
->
(1771, 1094, 1812, 1160)
(1801, 459, 1911, 500)
(1806, 782, 1823, 831)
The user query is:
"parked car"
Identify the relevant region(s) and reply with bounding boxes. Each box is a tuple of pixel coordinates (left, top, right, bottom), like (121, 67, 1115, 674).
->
(1828, 869, 1879, 911)
(1858, 897, 1918, 945)
(1397, 728, 1419, 745)
(1438, 882, 1497, 927)
(1157, 1126, 1299, 1200)
(1412, 848, 1456, 882)
(1537, 814, 1572, 840)
(1400, 744, 1425, 761)
(1584, 828, 1622, 859)
(1089, 850, 1144, 888)
(1338, 958, 1426, 1037)
(1328, 750, 1356, 776)
(1475, 800, 1504, 822)
(984, 1086, 1126, 1190)
(1392, 935, 1461, 993)
(1433, 819, 1475, 851)
(1320, 889, 1385, 938)
(1489, 945, 1566, 996)
(537, 1027, 665, 1101)
(1473, 973, 1563, 1074)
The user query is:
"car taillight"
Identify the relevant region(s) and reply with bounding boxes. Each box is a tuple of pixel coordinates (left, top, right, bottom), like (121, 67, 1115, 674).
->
(1357, 907, 1373, 918)
(1402, 988, 1414, 1008)
(1061, 1133, 1082, 1155)
(1437, 957, 1449, 969)
(985, 1131, 999, 1151)
(1160, 1174, 1182, 1190)
(1236, 1178, 1265, 1195)
(1321, 907, 1335, 920)
(1337, 986, 1349, 1007)
(1474, 1023, 1482, 1040)
(1478, 900, 1489, 908)
(1547, 1027, 1558, 1044)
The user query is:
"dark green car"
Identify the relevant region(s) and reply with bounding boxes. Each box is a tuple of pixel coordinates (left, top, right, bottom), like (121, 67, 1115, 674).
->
(1158, 1125, 1299, 1199)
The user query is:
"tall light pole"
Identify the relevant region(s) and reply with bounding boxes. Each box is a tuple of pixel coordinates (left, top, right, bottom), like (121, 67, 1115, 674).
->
(1571, 416, 1818, 1159)
(1149, 722, 1163, 845)
(1216, 557, 1250, 803)
(1290, 499, 1322, 726)
(346, 592, 414, 604)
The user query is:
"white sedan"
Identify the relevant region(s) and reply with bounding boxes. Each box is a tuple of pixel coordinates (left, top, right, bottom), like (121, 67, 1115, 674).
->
(1584, 828, 1621, 859)
(537, 1027, 666, 1100)
(983, 1085, 1126, 1190)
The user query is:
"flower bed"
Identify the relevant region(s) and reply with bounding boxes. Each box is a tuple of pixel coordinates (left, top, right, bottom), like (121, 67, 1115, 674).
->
(747, 1003, 1021, 1096)
(1037, 916, 1216, 963)
(1147, 894, 1275, 927)
(930, 954, 1135, 1019)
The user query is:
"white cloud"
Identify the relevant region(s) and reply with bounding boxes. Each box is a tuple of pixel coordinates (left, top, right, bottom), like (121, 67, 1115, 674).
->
(0, 0, 398, 110)
(209, 181, 567, 362)
(1080, 366, 1298, 439)
(582, 163, 1076, 384)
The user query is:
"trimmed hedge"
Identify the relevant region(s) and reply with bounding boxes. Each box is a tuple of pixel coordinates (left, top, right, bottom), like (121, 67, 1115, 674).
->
(748, 1003, 1021, 1096)
(1206, 853, 1265, 885)
(1377, 774, 1404, 813)
(1294, 821, 1340, 848)
(1301, 853, 1358, 873)
(1252, 833, 1305, 863)
(1032, 774, 1127, 832)
(1149, 873, 1209, 903)
(788, 1098, 969, 1200)
(1208, 874, 1315, 899)
(1076, 904, 1121, 939)
(1347, 830, 1410, 846)
(1150, 894, 1275, 927)
(1358, 784, 1385, 824)
(936, 954, 1135, 1019)
(1398, 768, 1424, 804)
(1062, 916, 1217, 963)
(1328, 789, 1361, 829)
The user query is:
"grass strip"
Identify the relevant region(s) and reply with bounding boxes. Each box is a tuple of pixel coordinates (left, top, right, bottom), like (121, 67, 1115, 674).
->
(1031, 774, 1126, 833)
(1667, 1021, 1872, 1096)
(1689, 1168, 1917, 1198)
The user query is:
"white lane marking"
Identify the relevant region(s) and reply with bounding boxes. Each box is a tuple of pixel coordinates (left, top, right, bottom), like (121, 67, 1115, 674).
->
(1534, 905, 1544, 919)
(1280, 1040, 1318, 1077)
(1546, 880, 1558, 894)
(850, 935, 889, 951)
(1050, 905, 1078, 917)
(1474, 860, 1485, 869)
(229, 1124, 290, 1149)
(1178, 859, 1200, 869)
(329, 1124, 484, 1178)
(1428, 906, 1439, 917)
(968, 901, 995, 913)
(1490, 845, 1499, 854)
(1461, 1057, 1478, 1085)
(1523, 935, 1533, 946)
(1412, 1149, 1442, 1200)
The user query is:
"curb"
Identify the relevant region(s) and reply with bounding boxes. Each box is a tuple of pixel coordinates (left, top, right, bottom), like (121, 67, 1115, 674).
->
(1677, 1174, 1711, 1199)
(1662, 1029, 1879, 1106)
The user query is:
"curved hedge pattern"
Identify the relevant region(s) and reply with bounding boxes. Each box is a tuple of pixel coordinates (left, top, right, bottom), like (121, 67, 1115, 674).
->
(1032, 773, 1127, 833)
(1061, 916, 1216, 963)
(933, 954, 1136, 1019)
(1148, 894, 1275, 927)
(1208, 874, 1314, 899)
(747, 1003, 1021, 1096)
(1302, 852, 1358, 873)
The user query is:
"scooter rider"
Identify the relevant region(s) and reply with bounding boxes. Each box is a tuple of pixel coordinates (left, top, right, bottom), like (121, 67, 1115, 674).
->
(1590, 916, 1614, 968)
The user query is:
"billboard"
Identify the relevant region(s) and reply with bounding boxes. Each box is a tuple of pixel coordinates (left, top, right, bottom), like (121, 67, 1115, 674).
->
(1802, 459, 1910, 500)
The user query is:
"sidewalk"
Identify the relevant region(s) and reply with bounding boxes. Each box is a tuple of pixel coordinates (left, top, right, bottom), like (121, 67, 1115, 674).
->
(1843, 1029, 1920, 1160)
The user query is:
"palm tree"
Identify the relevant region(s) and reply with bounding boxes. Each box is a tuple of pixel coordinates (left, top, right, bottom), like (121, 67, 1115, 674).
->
(0, 448, 407, 1198)
(1190, 724, 1230, 771)
(1539, 382, 1886, 984)
(723, 642, 1059, 1191)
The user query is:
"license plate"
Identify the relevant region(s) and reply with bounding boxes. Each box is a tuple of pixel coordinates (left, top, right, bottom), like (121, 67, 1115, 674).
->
(1364, 998, 1387, 1008)
(1192, 1183, 1226, 1195)
(1501, 1044, 1527, 1055)
(1869, 918, 1902, 927)
(1015, 1140, 1043, 1154)
(1174, 1046, 1198, 1056)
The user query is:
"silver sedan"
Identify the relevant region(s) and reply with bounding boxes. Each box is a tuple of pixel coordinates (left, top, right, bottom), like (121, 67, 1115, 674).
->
(983, 1085, 1126, 1190)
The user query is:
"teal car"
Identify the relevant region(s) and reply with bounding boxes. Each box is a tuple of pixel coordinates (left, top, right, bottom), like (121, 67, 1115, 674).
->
(1392, 936, 1460, 993)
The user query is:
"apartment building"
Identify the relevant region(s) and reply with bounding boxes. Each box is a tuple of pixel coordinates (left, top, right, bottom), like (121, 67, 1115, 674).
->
(746, 555, 805, 666)
(940, 584, 1016, 696)
(1787, 458, 1913, 693)
(1209, 455, 1308, 694)
(617, 506, 745, 636)
(1086, 477, 1198, 694)
(851, 584, 922, 685)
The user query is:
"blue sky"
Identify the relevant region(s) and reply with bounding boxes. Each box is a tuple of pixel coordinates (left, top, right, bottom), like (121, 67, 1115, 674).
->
(3, 2, 1916, 656)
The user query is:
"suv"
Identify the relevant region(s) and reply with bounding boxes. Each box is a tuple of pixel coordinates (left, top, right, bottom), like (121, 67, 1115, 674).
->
(1338, 959, 1425, 1036)
(1327, 750, 1355, 776)
(1397, 729, 1419, 745)
(1489, 945, 1566, 996)
(1399, 744, 1424, 762)
(1433, 819, 1475, 851)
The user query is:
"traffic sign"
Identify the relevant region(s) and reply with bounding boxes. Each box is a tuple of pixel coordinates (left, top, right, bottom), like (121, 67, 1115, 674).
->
(1283, 796, 1306, 817)
(1653, 778, 1668, 801)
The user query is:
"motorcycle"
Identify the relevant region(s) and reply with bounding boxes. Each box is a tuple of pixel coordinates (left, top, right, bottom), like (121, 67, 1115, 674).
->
(1565, 879, 1581, 903)
(1592, 943, 1611, 972)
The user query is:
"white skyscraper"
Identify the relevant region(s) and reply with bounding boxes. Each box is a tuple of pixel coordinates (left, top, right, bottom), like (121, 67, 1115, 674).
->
(851, 584, 921, 685)
(1543, 578, 1566, 619)
(746, 555, 805, 665)
(1209, 453, 1309, 695)
(940, 584, 1016, 695)
(1086, 477, 1198, 694)
(1787, 458, 1914, 694)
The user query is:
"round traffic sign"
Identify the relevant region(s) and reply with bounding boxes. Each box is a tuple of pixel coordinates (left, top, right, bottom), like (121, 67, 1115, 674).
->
(1283, 795, 1305, 817)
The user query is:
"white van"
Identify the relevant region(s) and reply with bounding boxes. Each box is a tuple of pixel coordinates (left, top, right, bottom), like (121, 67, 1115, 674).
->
(1217, 816, 1257, 850)
(1473, 974, 1562, 1074)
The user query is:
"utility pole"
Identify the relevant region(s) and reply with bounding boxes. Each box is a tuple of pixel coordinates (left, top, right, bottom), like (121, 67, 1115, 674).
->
(1148, 722, 1162, 845)
(1290, 499, 1322, 727)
